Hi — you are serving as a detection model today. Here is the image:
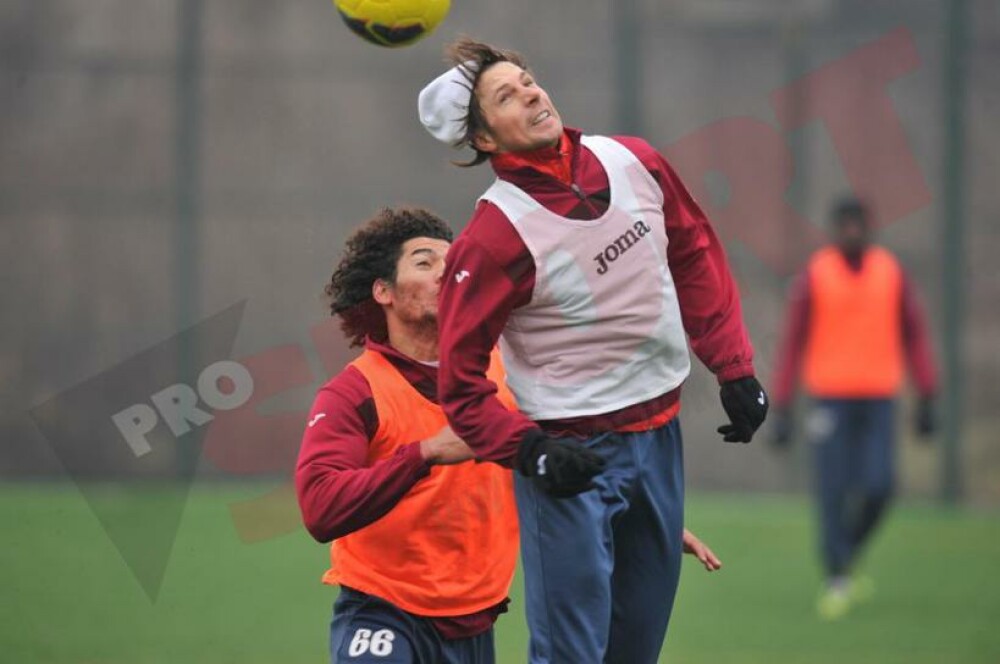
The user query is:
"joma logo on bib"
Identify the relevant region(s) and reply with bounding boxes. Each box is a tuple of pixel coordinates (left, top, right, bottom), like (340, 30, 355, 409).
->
(594, 220, 653, 275)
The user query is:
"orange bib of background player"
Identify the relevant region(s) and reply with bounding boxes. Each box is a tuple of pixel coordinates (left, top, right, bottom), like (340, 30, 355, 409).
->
(802, 246, 904, 398)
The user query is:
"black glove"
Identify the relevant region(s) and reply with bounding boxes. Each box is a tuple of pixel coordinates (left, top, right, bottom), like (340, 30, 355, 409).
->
(915, 396, 936, 439)
(771, 407, 793, 450)
(717, 376, 769, 443)
(515, 429, 606, 498)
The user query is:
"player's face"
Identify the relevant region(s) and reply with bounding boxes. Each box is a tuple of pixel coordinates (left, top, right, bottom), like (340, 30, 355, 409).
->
(832, 214, 870, 258)
(383, 237, 450, 327)
(473, 62, 563, 155)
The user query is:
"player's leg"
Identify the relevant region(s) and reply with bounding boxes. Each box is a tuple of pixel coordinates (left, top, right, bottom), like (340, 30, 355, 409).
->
(604, 420, 685, 664)
(514, 432, 631, 664)
(811, 399, 854, 579)
(811, 399, 857, 618)
(848, 398, 896, 558)
(329, 586, 434, 663)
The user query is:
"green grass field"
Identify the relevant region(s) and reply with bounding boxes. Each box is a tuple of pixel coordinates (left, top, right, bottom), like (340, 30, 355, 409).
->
(2, 483, 998, 663)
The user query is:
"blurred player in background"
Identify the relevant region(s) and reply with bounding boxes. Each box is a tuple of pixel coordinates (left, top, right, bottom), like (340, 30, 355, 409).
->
(771, 196, 938, 620)
(419, 38, 765, 663)
(296, 207, 724, 664)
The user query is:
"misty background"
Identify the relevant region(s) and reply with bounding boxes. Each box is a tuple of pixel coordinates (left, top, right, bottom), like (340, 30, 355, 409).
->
(2, 0, 997, 504)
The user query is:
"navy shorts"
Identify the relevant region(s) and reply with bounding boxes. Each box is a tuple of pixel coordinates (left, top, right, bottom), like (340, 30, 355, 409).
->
(329, 586, 495, 664)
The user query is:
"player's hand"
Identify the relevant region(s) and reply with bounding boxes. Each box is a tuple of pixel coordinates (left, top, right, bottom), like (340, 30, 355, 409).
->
(515, 429, 606, 498)
(420, 426, 475, 465)
(683, 529, 722, 572)
(771, 407, 793, 450)
(718, 376, 769, 443)
(915, 396, 936, 440)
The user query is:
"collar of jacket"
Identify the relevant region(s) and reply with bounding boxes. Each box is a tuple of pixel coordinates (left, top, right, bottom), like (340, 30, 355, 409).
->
(363, 336, 439, 403)
(489, 127, 582, 189)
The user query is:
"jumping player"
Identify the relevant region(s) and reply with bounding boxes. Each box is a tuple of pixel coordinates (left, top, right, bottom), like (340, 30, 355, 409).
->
(418, 39, 766, 663)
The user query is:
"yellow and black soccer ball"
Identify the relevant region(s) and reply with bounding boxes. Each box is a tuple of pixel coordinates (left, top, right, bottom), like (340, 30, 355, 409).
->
(333, 0, 451, 48)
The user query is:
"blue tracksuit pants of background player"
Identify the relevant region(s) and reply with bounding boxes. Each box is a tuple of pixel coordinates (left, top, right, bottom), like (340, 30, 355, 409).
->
(811, 398, 895, 577)
(514, 419, 685, 664)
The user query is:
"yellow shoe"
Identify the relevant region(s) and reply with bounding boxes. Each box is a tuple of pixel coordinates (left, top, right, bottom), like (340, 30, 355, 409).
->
(817, 586, 851, 621)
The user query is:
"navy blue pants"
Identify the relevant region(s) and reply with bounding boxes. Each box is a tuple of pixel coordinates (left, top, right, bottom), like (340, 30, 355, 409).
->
(329, 587, 495, 664)
(515, 420, 685, 664)
(809, 398, 895, 578)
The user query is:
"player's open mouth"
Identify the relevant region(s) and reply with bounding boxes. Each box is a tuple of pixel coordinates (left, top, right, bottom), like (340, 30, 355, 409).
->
(531, 110, 552, 126)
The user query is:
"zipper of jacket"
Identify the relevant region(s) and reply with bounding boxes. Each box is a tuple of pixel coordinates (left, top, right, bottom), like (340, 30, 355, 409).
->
(566, 137, 602, 218)
(567, 181, 602, 218)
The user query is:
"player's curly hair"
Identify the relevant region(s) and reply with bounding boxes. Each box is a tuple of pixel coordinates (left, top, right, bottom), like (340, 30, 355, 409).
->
(325, 207, 453, 347)
(445, 37, 529, 168)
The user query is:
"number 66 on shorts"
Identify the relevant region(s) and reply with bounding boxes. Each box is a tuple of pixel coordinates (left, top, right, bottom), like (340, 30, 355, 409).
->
(339, 626, 407, 661)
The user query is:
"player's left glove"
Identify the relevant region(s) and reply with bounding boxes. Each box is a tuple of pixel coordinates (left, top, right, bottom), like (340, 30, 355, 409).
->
(718, 376, 769, 443)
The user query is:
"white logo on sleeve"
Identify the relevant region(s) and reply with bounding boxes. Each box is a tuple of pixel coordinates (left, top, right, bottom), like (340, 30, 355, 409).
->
(757, 392, 766, 406)
(307, 413, 326, 428)
(455, 269, 471, 283)
(536, 453, 548, 476)
(347, 628, 395, 657)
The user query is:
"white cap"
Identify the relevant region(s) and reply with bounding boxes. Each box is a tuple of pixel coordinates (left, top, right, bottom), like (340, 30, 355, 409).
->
(418, 62, 478, 147)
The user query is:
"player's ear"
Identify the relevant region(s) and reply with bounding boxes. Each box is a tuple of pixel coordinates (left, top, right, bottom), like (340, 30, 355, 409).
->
(472, 129, 498, 154)
(372, 279, 392, 306)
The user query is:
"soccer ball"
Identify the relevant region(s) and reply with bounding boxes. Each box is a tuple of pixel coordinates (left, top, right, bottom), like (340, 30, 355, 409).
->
(333, 0, 451, 48)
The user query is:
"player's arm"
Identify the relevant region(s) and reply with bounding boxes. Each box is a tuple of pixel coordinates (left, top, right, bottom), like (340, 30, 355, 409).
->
(618, 137, 767, 441)
(771, 271, 812, 410)
(437, 227, 538, 465)
(635, 141, 755, 380)
(439, 230, 606, 492)
(295, 369, 437, 543)
(769, 271, 812, 447)
(900, 273, 938, 397)
(900, 272, 938, 437)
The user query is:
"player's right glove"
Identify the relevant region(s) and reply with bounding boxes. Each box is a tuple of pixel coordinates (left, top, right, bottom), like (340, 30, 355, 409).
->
(515, 429, 606, 498)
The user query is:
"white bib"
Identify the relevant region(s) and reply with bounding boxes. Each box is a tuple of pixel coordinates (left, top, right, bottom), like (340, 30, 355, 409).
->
(479, 135, 691, 419)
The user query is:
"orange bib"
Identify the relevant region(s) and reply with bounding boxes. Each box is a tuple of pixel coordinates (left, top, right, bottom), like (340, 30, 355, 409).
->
(323, 349, 519, 617)
(802, 246, 904, 398)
